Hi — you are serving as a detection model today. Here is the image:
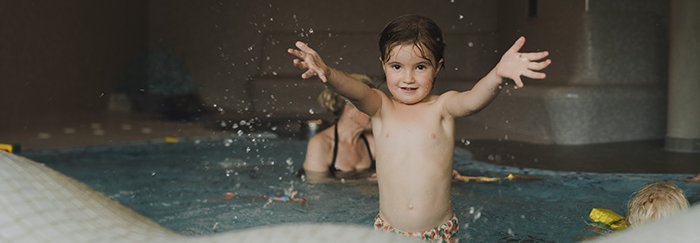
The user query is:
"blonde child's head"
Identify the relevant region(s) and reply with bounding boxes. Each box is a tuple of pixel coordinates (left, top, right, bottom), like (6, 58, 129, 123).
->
(627, 181, 689, 226)
(317, 73, 374, 117)
(379, 14, 446, 70)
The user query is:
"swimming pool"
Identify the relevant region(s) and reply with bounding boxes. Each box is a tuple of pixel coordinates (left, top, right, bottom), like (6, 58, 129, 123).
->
(23, 134, 700, 242)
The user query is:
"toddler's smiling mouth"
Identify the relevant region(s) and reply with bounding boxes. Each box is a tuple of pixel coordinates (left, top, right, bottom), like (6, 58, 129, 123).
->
(400, 87, 418, 91)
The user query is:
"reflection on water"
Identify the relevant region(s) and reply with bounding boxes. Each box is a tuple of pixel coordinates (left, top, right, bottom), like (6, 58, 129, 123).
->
(24, 137, 700, 242)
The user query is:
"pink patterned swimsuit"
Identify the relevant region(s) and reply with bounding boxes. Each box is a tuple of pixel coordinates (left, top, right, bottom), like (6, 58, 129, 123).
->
(374, 213, 459, 243)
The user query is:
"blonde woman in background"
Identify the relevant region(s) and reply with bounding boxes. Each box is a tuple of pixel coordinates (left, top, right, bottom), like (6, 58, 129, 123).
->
(302, 74, 376, 183)
(627, 181, 689, 226)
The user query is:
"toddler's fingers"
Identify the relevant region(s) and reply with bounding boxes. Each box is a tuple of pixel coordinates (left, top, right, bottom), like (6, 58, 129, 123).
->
(318, 72, 328, 83)
(524, 70, 546, 79)
(527, 59, 551, 71)
(296, 41, 316, 55)
(301, 69, 317, 79)
(512, 76, 524, 88)
(523, 51, 549, 61)
(287, 48, 304, 59)
(293, 59, 308, 69)
(507, 36, 526, 54)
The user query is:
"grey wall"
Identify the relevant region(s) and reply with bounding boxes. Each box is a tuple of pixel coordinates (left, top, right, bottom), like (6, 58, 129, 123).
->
(666, 0, 700, 152)
(147, 0, 500, 116)
(0, 0, 680, 145)
(498, 0, 668, 85)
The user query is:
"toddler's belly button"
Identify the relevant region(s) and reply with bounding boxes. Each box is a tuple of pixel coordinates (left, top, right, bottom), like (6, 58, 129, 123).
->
(408, 203, 414, 210)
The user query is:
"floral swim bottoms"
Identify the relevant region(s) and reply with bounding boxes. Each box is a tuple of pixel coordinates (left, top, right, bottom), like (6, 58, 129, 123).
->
(373, 213, 459, 243)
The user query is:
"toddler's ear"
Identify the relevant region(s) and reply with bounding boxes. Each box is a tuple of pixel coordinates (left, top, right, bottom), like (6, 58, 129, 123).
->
(435, 58, 445, 75)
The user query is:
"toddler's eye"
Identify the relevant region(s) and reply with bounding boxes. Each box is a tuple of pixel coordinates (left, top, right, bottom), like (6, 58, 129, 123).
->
(416, 65, 427, 71)
(391, 64, 401, 70)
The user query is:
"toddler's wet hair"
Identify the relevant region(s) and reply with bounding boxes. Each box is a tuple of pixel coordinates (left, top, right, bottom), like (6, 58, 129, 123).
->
(379, 14, 446, 69)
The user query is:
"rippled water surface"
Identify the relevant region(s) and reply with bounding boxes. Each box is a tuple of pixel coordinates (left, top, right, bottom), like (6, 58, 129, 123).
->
(26, 135, 700, 242)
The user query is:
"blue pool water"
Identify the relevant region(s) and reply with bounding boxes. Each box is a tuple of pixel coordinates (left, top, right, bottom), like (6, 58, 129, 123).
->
(24, 135, 700, 242)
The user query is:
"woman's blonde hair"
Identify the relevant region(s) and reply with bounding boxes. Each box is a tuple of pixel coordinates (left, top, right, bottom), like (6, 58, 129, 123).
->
(627, 181, 689, 226)
(317, 73, 374, 117)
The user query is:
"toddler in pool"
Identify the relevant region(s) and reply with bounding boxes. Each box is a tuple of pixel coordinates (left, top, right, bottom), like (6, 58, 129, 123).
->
(288, 14, 550, 242)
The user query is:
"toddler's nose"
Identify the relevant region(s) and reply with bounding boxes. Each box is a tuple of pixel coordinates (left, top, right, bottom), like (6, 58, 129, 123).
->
(402, 74, 415, 84)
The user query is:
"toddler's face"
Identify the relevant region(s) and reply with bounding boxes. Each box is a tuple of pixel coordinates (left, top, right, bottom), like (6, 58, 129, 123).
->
(382, 44, 440, 105)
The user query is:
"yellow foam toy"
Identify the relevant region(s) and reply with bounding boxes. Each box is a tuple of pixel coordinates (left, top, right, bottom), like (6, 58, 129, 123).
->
(0, 143, 15, 153)
(164, 137, 180, 143)
(589, 208, 628, 230)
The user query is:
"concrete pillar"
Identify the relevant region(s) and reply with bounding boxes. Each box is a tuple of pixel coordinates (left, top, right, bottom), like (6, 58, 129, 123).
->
(666, 0, 700, 153)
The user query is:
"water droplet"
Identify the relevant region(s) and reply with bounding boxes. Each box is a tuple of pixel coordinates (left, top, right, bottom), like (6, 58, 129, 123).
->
(308, 28, 314, 34)
(459, 15, 464, 20)
(468, 42, 474, 47)
(308, 109, 315, 114)
(64, 128, 76, 134)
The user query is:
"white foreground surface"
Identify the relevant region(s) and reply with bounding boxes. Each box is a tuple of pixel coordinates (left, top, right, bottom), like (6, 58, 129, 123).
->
(0, 151, 413, 242)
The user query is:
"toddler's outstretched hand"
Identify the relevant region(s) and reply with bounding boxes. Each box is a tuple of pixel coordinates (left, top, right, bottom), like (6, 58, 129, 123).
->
(287, 41, 330, 82)
(495, 37, 551, 88)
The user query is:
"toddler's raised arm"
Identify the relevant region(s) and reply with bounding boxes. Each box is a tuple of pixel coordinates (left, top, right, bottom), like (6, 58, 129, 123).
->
(287, 41, 381, 116)
(444, 37, 551, 117)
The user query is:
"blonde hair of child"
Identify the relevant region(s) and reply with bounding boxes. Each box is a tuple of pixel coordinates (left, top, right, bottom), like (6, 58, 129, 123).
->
(317, 73, 374, 116)
(627, 181, 689, 226)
